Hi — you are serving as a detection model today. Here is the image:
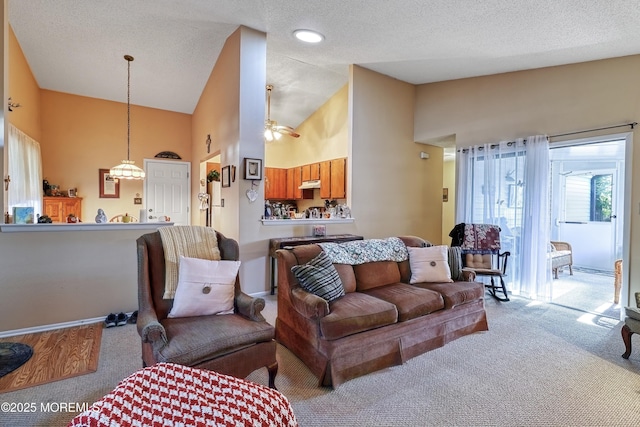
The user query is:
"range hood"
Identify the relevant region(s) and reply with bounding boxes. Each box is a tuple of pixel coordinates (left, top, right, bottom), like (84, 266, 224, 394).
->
(298, 179, 321, 190)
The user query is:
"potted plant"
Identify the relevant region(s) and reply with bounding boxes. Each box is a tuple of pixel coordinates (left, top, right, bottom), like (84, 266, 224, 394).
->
(207, 169, 220, 182)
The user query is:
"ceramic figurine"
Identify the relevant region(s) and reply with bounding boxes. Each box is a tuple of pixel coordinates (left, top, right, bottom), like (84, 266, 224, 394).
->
(95, 208, 107, 223)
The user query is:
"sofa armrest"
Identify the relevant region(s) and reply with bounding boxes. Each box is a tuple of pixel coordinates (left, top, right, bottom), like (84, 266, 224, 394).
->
(290, 287, 330, 320)
(460, 270, 476, 281)
(235, 291, 266, 322)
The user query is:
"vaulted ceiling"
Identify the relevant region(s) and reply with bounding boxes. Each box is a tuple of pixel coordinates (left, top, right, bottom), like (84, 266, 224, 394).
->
(9, 1, 640, 131)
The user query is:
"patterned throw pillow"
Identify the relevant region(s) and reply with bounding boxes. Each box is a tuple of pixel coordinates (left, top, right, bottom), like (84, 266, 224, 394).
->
(291, 251, 345, 302)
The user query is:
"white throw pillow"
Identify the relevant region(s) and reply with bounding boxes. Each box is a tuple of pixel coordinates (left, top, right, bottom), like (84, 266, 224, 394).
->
(408, 245, 453, 284)
(168, 256, 241, 318)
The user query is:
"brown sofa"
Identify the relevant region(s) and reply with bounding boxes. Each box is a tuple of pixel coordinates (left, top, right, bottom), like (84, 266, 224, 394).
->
(275, 236, 488, 387)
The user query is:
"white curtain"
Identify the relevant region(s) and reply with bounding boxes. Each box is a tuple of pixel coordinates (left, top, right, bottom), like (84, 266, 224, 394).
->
(455, 135, 552, 300)
(7, 124, 43, 217)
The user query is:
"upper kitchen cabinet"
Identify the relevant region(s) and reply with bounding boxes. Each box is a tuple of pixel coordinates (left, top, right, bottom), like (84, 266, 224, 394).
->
(330, 158, 346, 199)
(302, 163, 320, 182)
(286, 167, 299, 200)
(265, 167, 287, 200)
(320, 158, 347, 199)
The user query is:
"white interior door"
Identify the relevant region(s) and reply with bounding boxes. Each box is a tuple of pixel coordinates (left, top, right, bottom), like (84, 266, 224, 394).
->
(143, 159, 190, 225)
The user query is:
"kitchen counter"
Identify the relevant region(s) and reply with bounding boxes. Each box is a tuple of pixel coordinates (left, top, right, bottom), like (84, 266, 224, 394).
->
(261, 218, 354, 226)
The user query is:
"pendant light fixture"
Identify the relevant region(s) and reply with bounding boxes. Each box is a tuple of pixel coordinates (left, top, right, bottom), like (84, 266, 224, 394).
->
(110, 55, 145, 180)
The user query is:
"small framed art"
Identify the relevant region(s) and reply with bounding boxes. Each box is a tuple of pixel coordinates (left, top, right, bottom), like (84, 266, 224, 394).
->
(99, 169, 120, 198)
(221, 165, 231, 188)
(244, 158, 262, 180)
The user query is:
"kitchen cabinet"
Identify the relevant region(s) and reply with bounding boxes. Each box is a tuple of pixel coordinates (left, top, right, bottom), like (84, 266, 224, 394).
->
(292, 166, 303, 199)
(301, 163, 320, 182)
(319, 158, 347, 199)
(330, 158, 346, 199)
(301, 164, 311, 182)
(264, 168, 287, 200)
(310, 163, 320, 180)
(43, 197, 83, 222)
(319, 160, 332, 199)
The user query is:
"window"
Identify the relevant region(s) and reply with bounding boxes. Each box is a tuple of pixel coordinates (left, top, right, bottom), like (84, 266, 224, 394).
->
(590, 174, 612, 222)
(563, 172, 612, 222)
(7, 125, 43, 218)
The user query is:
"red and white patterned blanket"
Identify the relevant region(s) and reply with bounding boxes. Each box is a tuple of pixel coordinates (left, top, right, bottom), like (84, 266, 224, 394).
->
(68, 363, 298, 427)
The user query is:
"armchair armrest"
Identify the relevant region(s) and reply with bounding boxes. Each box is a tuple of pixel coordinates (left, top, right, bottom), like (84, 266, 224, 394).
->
(550, 241, 572, 252)
(235, 292, 266, 322)
(138, 319, 168, 353)
(290, 287, 329, 320)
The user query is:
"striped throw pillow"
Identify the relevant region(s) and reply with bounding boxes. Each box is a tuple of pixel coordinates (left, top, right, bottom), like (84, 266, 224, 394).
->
(291, 251, 345, 302)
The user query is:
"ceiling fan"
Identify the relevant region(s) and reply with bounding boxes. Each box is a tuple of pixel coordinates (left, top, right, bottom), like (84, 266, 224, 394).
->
(264, 84, 300, 141)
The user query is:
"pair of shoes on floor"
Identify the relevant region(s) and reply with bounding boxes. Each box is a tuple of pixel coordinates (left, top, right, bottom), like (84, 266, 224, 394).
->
(104, 312, 129, 328)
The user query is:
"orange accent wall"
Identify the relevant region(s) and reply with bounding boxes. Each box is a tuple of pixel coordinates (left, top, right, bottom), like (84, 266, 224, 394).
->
(40, 90, 191, 221)
(8, 24, 41, 141)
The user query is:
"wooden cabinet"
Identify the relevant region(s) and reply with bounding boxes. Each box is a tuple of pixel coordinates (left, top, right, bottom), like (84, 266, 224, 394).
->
(301, 164, 311, 182)
(319, 158, 346, 199)
(301, 163, 320, 182)
(330, 158, 346, 199)
(264, 168, 287, 200)
(292, 166, 302, 199)
(310, 163, 320, 180)
(286, 168, 296, 199)
(319, 160, 332, 199)
(43, 197, 83, 222)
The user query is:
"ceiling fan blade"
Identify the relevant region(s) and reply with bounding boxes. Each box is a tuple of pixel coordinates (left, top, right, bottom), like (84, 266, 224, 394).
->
(274, 125, 300, 138)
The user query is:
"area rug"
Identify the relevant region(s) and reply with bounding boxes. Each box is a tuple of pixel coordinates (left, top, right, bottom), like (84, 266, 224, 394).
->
(0, 342, 33, 378)
(0, 323, 102, 394)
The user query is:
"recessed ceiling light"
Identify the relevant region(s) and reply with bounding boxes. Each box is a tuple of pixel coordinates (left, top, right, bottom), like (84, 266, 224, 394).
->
(293, 29, 324, 44)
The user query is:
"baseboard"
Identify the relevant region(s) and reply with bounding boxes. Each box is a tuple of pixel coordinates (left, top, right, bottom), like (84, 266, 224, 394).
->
(0, 312, 135, 338)
(250, 290, 270, 298)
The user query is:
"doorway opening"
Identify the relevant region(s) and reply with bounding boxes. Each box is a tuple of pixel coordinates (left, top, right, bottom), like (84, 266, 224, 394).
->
(199, 155, 221, 229)
(549, 136, 629, 319)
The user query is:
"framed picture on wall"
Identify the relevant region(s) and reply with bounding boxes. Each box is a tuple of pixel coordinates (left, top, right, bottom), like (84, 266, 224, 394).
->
(221, 165, 231, 188)
(244, 158, 262, 180)
(99, 169, 120, 198)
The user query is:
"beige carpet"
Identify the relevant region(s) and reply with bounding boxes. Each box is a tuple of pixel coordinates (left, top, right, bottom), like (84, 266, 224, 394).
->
(0, 323, 102, 394)
(2, 295, 640, 426)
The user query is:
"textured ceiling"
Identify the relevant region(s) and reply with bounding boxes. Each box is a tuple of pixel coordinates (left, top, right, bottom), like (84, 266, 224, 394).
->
(9, 0, 640, 132)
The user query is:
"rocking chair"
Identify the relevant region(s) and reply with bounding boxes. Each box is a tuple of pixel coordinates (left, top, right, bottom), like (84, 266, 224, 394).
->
(450, 223, 511, 302)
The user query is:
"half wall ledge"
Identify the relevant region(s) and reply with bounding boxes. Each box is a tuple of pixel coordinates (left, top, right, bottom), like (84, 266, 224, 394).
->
(0, 222, 175, 232)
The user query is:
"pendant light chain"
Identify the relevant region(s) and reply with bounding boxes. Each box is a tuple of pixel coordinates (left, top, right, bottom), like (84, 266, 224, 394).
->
(109, 54, 145, 180)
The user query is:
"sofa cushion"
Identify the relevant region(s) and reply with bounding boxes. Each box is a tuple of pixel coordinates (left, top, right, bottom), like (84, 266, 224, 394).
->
(354, 261, 401, 291)
(407, 245, 453, 284)
(334, 264, 357, 293)
(362, 283, 445, 322)
(291, 251, 345, 303)
(320, 292, 398, 340)
(157, 314, 274, 366)
(414, 281, 484, 309)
